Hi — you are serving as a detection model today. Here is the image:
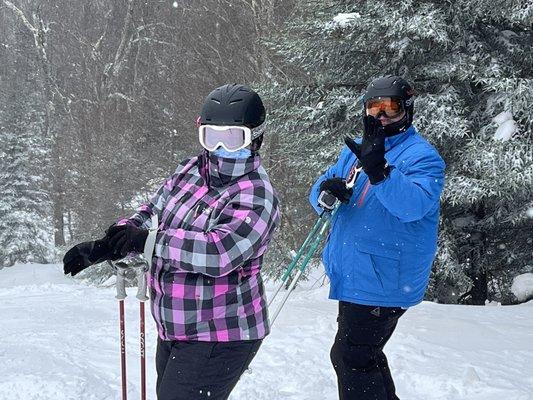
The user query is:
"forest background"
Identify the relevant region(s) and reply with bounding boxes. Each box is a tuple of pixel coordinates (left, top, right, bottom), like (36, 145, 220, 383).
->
(1, 0, 531, 305)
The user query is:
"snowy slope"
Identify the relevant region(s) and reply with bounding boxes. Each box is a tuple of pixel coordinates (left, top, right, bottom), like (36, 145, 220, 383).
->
(1, 263, 532, 400)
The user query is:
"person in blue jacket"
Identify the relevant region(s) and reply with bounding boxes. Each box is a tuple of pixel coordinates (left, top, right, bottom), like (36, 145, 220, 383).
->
(309, 76, 445, 400)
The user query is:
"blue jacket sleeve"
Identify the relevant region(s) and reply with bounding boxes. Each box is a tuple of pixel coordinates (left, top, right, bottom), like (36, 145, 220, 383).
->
(309, 147, 354, 214)
(374, 148, 445, 222)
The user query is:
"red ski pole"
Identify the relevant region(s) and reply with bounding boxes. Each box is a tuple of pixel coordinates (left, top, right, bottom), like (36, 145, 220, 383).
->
(139, 302, 146, 400)
(113, 262, 129, 400)
(135, 266, 149, 400)
(119, 300, 128, 400)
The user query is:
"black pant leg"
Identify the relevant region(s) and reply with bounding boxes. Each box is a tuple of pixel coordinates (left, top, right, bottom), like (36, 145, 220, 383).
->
(205, 340, 262, 398)
(376, 316, 402, 400)
(330, 302, 406, 400)
(155, 338, 173, 397)
(156, 339, 262, 400)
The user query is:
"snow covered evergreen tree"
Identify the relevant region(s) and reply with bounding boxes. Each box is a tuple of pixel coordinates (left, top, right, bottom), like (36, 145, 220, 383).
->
(0, 46, 53, 267)
(261, 0, 532, 303)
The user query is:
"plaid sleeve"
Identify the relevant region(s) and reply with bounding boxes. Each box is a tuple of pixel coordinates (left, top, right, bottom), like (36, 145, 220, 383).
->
(155, 185, 279, 277)
(117, 158, 194, 228)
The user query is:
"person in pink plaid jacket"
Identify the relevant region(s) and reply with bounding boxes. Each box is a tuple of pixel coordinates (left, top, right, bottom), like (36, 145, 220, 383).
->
(64, 84, 280, 400)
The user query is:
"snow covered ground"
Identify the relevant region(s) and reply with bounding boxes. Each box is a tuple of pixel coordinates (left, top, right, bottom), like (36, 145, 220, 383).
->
(1, 263, 532, 400)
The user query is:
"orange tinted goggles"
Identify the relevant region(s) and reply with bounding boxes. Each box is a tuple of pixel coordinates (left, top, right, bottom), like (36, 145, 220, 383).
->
(365, 97, 404, 118)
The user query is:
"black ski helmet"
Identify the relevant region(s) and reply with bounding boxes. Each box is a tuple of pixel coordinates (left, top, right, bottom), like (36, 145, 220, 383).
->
(200, 84, 266, 129)
(362, 76, 415, 135)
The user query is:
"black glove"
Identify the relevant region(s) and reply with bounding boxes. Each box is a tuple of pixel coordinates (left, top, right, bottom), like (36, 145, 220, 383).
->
(106, 224, 149, 257)
(63, 239, 119, 276)
(345, 115, 390, 185)
(319, 177, 353, 204)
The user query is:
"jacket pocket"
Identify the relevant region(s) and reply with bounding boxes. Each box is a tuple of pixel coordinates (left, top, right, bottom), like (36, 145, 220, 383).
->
(348, 241, 401, 295)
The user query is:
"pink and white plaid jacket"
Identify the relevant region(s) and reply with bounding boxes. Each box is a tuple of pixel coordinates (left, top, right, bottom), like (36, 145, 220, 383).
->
(119, 151, 280, 341)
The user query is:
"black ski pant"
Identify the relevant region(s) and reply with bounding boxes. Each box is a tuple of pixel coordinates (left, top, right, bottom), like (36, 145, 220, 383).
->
(330, 301, 406, 400)
(155, 338, 262, 400)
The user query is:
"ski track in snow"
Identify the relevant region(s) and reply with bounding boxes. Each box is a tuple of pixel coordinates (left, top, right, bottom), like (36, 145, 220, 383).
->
(1, 263, 532, 400)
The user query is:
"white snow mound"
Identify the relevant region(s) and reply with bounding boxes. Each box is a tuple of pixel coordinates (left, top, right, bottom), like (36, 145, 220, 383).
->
(511, 272, 533, 302)
(492, 110, 517, 142)
(332, 12, 361, 27)
(493, 119, 517, 141)
(492, 110, 513, 125)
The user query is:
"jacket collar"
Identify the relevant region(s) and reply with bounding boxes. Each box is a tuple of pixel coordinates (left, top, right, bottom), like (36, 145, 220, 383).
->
(200, 150, 261, 187)
(384, 125, 416, 151)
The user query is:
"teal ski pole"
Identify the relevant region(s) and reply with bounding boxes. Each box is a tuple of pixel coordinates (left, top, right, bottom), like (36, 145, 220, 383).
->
(269, 164, 362, 327)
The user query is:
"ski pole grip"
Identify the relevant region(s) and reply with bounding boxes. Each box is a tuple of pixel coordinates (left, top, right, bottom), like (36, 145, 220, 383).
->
(135, 267, 149, 302)
(318, 191, 338, 210)
(115, 262, 128, 300)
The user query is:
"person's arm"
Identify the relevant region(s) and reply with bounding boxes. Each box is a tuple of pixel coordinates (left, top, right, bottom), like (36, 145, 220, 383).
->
(374, 149, 445, 222)
(155, 185, 280, 278)
(309, 147, 353, 214)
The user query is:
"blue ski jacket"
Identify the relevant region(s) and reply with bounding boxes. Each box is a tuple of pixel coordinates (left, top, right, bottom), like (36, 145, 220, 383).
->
(309, 126, 445, 308)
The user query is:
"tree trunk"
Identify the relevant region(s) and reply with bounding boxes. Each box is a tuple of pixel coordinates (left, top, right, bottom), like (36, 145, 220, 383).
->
(53, 190, 65, 246)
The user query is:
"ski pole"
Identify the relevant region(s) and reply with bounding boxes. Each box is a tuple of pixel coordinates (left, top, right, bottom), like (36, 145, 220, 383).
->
(105, 214, 157, 400)
(136, 212, 156, 400)
(112, 261, 129, 400)
(268, 210, 328, 307)
(269, 164, 362, 326)
(270, 206, 340, 326)
(134, 265, 149, 400)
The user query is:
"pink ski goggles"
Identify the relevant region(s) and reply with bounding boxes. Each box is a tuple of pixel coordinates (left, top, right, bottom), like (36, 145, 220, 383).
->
(198, 125, 253, 152)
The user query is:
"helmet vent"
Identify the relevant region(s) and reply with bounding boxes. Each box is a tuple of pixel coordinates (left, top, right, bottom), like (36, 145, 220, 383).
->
(211, 98, 221, 104)
(229, 99, 243, 104)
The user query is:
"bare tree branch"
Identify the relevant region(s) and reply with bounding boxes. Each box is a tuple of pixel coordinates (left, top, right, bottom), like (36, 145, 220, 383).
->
(111, 0, 135, 78)
(2, 1, 37, 35)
